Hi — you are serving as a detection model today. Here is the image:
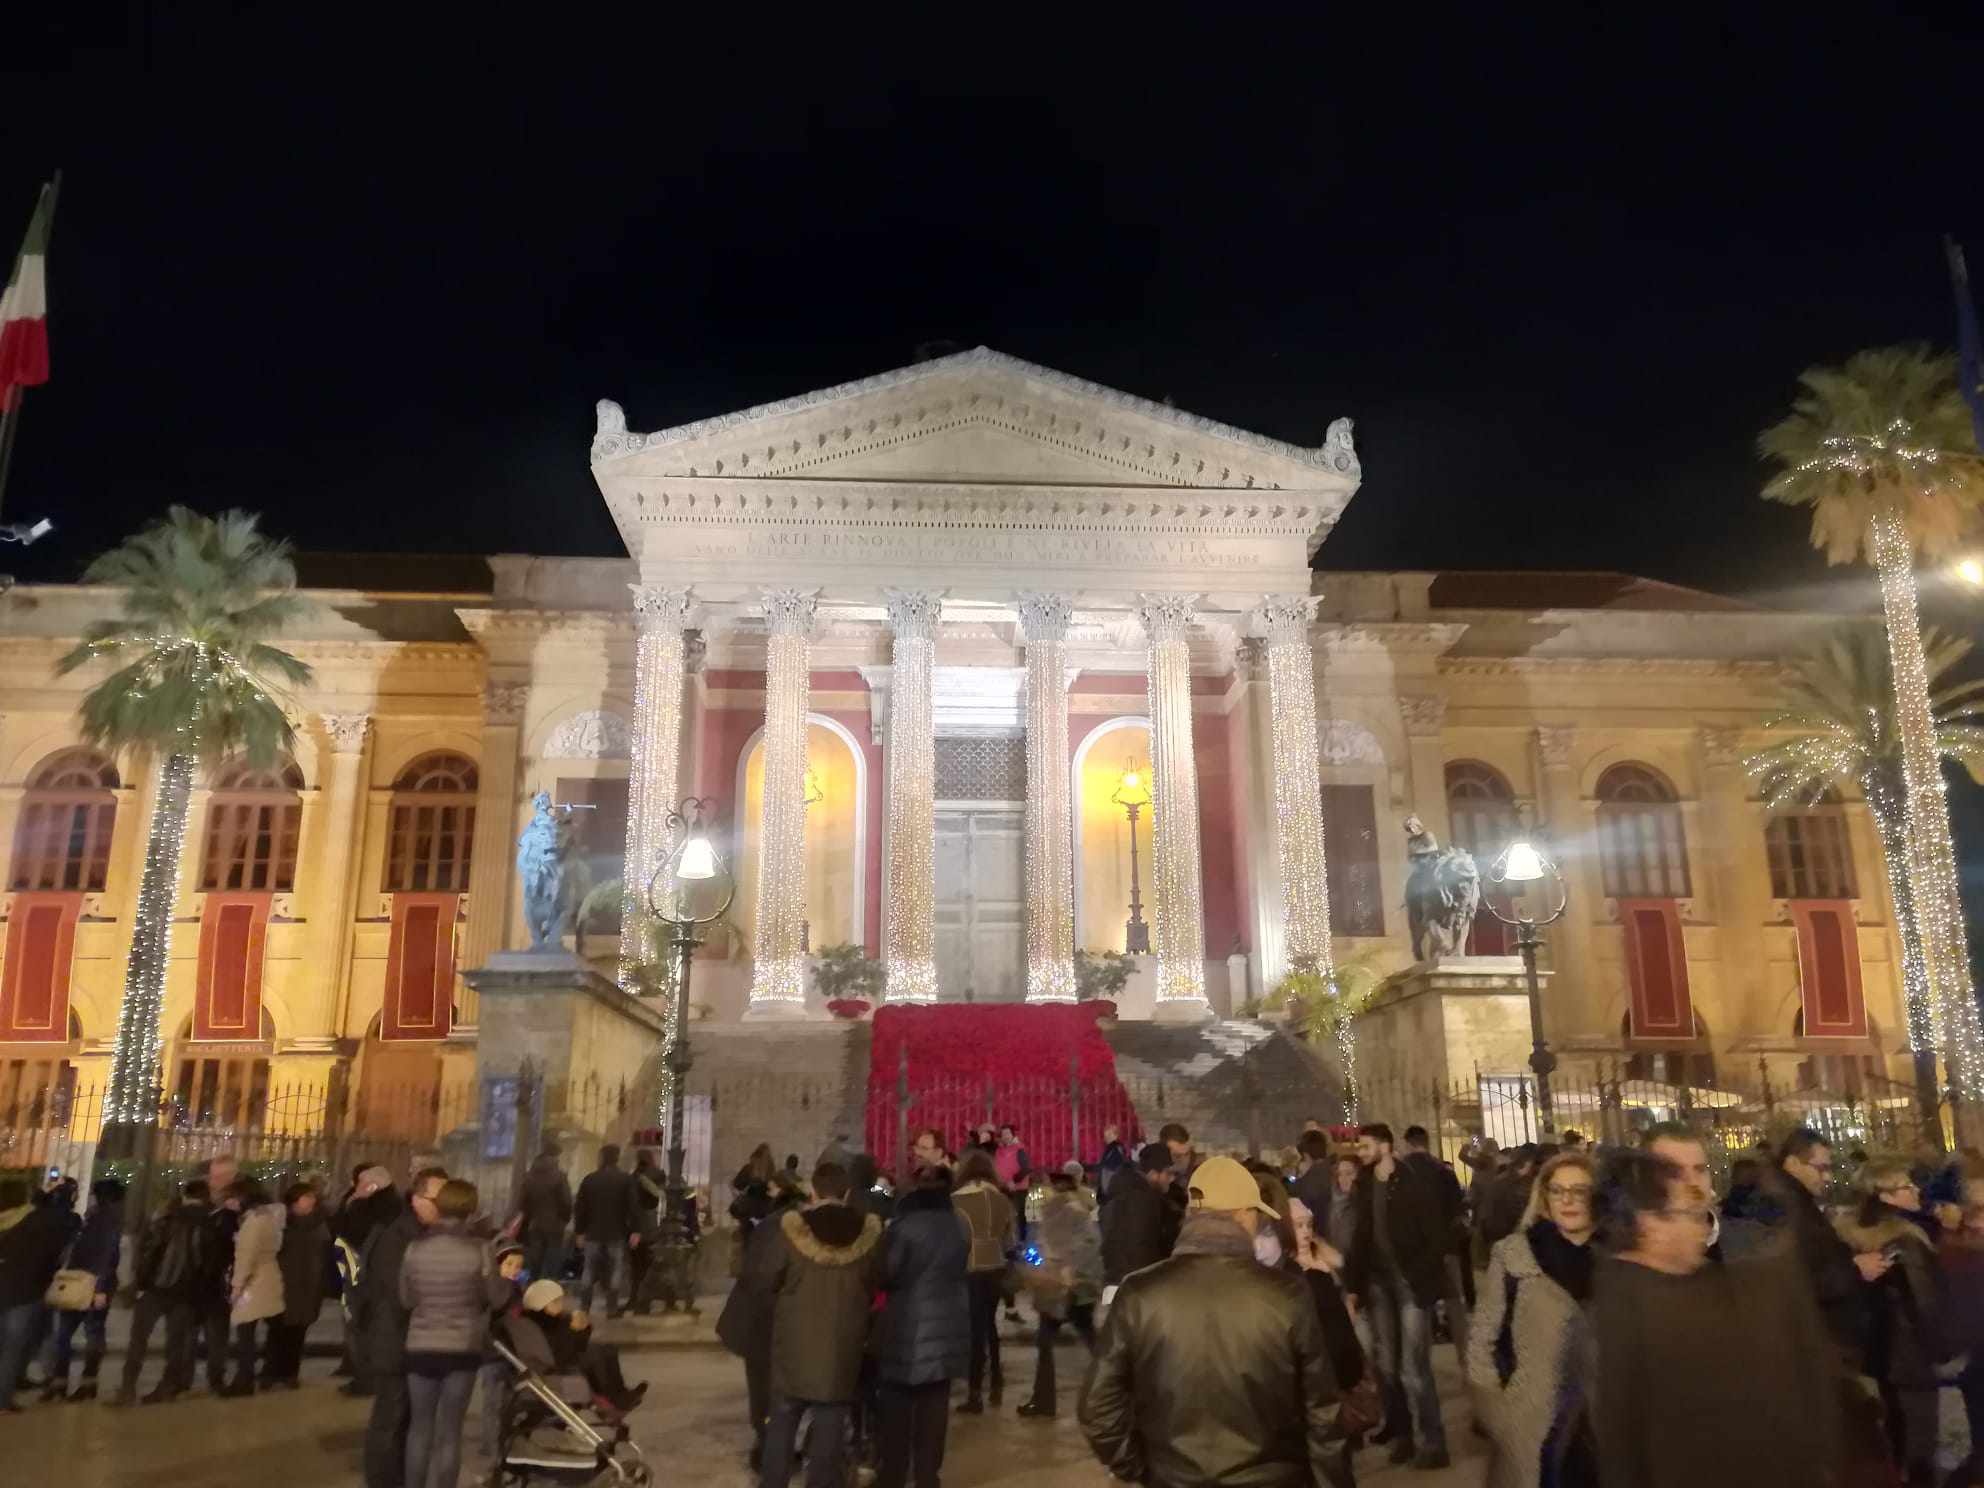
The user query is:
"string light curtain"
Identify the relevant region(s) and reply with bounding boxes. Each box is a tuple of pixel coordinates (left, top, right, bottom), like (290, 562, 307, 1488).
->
(1871, 512, 1984, 1098)
(882, 589, 941, 1003)
(623, 585, 696, 994)
(1019, 592, 1077, 1002)
(108, 750, 196, 1124)
(1255, 594, 1335, 979)
(749, 588, 819, 1011)
(1137, 593, 1209, 1012)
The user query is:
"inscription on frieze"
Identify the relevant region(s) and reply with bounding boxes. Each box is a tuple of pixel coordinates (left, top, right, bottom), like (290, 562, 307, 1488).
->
(676, 528, 1268, 570)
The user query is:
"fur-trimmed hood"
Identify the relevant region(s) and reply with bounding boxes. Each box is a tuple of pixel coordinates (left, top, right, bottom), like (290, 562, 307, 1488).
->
(782, 1204, 882, 1265)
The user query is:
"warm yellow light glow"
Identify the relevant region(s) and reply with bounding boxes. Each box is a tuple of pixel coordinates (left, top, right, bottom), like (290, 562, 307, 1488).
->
(676, 836, 717, 881)
(1501, 840, 1547, 882)
(1958, 557, 1984, 588)
(1111, 762, 1153, 810)
(1122, 771, 1138, 789)
(803, 765, 826, 806)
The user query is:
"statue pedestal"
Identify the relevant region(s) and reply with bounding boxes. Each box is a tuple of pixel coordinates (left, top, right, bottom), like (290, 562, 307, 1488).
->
(1351, 956, 1548, 1147)
(465, 950, 669, 1182)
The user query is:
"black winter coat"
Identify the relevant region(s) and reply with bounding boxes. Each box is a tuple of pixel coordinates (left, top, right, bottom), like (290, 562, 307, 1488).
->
(357, 1209, 424, 1370)
(279, 1209, 331, 1327)
(1345, 1160, 1452, 1308)
(1100, 1174, 1177, 1286)
(876, 1188, 970, 1386)
(134, 1200, 217, 1299)
(1782, 1179, 1869, 1366)
(1078, 1239, 1341, 1487)
(517, 1155, 574, 1236)
(574, 1165, 641, 1244)
(69, 1203, 123, 1294)
(0, 1202, 70, 1308)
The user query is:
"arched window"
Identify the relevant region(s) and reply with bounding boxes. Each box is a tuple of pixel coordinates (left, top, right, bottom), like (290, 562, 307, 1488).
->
(10, 749, 119, 892)
(386, 753, 478, 892)
(1766, 789, 1857, 900)
(1446, 761, 1519, 953)
(1596, 764, 1690, 899)
(201, 760, 304, 892)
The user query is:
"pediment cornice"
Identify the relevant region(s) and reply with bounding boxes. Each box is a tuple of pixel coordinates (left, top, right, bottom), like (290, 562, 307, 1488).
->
(591, 346, 1359, 496)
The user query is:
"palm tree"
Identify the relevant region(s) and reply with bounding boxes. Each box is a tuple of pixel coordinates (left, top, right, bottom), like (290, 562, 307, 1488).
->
(1761, 345, 1984, 1106)
(56, 508, 312, 1149)
(1746, 624, 1984, 1129)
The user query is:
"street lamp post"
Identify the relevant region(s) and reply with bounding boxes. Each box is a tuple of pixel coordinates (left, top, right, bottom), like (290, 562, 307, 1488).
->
(1112, 764, 1153, 954)
(1483, 840, 1569, 1141)
(646, 798, 735, 1225)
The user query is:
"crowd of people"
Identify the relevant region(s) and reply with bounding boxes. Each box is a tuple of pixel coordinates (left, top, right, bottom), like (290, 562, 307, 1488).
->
(0, 1142, 655, 1488)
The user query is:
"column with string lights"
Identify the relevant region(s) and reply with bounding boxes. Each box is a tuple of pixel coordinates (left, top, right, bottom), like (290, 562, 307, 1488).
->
(1136, 593, 1210, 1015)
(1253, 594, 1335, 981)
(882, 589, 941, 1003)
(623, 585, 697, 995)
(748, 588, 819, 1012)
(1019, 592, 1077, 1002)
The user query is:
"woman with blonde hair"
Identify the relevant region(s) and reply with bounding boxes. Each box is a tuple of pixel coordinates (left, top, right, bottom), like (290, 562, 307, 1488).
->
(1465, 1151, 1599, 1488)
(1839, 1159, 1942, 1486)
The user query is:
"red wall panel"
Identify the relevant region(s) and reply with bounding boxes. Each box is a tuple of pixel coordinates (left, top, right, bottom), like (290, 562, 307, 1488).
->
(0, 893, 79, 1042)
(1792, 900, 1867, 1039)
(383, 893, 457, 1040)
(194, 892, 271, 1040)
(1621, 899, 1694, 1039)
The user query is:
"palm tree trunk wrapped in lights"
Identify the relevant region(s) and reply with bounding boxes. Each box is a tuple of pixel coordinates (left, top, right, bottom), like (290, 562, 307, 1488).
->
(1744, 624, 1984, 1134)
(55, 508, 314, 1153)
(1761, 345, 1984, 1108)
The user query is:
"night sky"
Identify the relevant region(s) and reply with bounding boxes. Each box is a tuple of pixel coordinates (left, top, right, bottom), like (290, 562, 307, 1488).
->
(8, 11, 1984, 941)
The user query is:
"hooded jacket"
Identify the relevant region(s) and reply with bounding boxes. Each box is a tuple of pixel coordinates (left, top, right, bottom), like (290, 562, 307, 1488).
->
(1078, 1213, 1341, 1488)
(876, 1186, 970, 1386)
(1101, 1171, 1177, 1286)
(134, 1199, 217, 1299)
(230, 1202, 289, 1325)
(517, 1153, 574, 1236)
(742, 1202, 885, 1402)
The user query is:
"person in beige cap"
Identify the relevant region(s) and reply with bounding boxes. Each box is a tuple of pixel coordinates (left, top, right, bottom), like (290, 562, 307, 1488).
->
(1078, 1154, 1347, 1488)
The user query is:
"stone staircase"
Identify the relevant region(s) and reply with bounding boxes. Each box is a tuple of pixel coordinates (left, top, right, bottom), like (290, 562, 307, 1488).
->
(1102, 1018, 1343, 1157)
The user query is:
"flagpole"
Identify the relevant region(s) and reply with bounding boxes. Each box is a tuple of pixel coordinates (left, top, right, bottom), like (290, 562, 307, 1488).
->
(1947, 234, 1984, 452)
(0, 171, 57, 525)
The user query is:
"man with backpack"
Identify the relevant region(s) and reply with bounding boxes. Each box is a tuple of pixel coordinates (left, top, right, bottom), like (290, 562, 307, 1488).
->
(109, 1179, 219, 1406)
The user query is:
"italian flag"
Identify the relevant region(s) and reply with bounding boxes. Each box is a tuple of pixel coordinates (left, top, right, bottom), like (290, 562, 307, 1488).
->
(0, 182, 54, 412)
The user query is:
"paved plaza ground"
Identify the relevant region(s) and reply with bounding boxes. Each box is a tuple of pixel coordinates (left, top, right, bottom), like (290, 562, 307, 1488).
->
(3, 1308, 1490, 1487)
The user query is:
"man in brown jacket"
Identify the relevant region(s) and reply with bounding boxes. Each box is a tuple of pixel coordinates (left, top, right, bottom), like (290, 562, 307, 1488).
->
(743, 1161, 886, 1488)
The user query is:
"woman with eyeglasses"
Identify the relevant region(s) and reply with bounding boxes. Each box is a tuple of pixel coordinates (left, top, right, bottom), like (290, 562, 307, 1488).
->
(1464, 1151, 1600, 1488)
(1838, 1161, 1945, 1487)
(1592, 1148, 1839, 1488)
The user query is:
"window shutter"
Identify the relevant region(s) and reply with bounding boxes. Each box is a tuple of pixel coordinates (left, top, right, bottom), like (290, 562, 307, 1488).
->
(1792, 900, 1867, 1039)
(193, 893, 272, 1041)
(1621, 899, 1693, 1039)
(382, 893, 458, 1040)
(0, 893, 80, 1042)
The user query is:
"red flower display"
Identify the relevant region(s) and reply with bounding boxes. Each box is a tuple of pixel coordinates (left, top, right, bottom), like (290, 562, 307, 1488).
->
(864, 1003, 1142, 1175)
(826, 998, 872, 1019)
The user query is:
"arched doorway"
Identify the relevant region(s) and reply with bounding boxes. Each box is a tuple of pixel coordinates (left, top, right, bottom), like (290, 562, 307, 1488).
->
(354, 1012, 450, 1144)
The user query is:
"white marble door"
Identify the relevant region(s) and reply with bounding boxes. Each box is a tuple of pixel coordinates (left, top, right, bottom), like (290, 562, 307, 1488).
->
(933, 805, 1025, 1001)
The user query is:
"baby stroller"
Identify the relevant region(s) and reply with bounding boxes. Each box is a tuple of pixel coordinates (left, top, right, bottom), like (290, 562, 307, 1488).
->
(486, 1320, 652, 1487)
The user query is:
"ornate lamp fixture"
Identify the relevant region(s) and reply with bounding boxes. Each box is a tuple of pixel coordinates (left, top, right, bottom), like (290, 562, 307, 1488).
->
(1112, 762, 1153, 954)
(1483, 839, 1569, 1139)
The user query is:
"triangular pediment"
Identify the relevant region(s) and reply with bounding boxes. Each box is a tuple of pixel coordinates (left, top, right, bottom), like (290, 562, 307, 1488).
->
(591, 346, 1360, 495)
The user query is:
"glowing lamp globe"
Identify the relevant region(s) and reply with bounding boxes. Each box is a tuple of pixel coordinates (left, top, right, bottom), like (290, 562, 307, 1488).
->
(1500, 840, 1548, 883)
(648, 817, 735, 929)
(1112, 765, 1153, 810)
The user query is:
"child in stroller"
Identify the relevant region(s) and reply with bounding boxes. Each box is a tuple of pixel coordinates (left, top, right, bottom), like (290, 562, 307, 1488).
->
(488, 1282, 651, 1486)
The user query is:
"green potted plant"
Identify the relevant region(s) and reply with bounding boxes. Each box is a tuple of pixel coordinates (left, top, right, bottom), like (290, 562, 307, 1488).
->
(1074, 948, 1134, 1016)
(813, 943, 883, 1018)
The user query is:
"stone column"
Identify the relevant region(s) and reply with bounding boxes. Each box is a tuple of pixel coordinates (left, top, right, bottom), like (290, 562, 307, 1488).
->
(1399, 694, 1453, 850)
(1533, 725, 1598, 1039)
(460, 681, 528, 1017)
(1137, 593, 1210, 1016)
(882, 589, 942, 1003)
(1018, 592, 1077, 1002)
(1254, 595, 1334, 977)
(623, 586, 697, 989)
(309, 714, 371, 1042)
(748, 589, 819, 1013)
(1699, 726, 1771, 1034)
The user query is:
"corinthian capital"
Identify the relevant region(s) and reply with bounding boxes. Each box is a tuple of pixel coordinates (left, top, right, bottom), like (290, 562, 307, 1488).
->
(1015, 591, 1076, 643)
(1534, 725, 1577, 772)
(883, 588, 946, 642)
(1251, 593, 1319, 647)
(319, 713, 372, 754)
(1135, 592, 1199, 644)
(484, 682, 530, 725)
(1699, 726, 1745, 769)
(1399, 694, 1448, 735)
(760, 588, 820, 638)
(629, 584, 698, 634)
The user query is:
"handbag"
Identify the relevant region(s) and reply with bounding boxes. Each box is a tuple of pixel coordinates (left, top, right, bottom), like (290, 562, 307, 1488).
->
(45, 1268, 97, 1311)
(1331, 1372, 1383, 1439)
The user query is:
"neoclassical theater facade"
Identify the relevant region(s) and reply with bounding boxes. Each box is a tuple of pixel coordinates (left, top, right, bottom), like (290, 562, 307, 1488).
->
(0, 349, 1910, 1118)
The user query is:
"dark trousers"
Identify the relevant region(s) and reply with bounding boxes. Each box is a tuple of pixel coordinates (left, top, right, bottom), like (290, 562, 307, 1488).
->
(520, 1228, 566, 1289)
(761, 1395, 849, 1488)
(193, 1301, 230, 1389)
(48, 1306, 109, 1385)
(876, 1379, 950, 1488)
(1881, 1380, 1939, 1485)
(966, 1273, 1004, 1400)
(744, 1350, 772, 1454)
(121, 1293, 194, 1395)
(365, 1368, 412, 1488)
(231, 1321, 268, 1386)
(1028, 1302, 1095, 1408)
(264, 1319, 308, 1382)
(1956, 1360, 1984, 1486)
